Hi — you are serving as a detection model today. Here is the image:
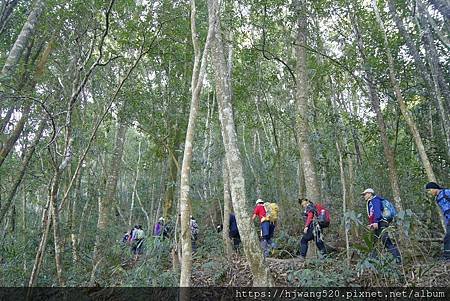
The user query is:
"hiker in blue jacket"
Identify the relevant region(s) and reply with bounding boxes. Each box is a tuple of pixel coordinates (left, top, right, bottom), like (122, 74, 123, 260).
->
(362, 188, 401, 263)
(426, 182, 450, 262)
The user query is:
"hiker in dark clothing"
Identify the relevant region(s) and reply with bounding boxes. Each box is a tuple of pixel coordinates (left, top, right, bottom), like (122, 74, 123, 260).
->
(298, 198, 327, 260)
(163, 219, 174, 239)
(154, 217, 164, 237)
(362, 188, 401, 263)
(426, 182, 450, 262)
(229, 213, 241, 251)
(190, 216, 199, 252)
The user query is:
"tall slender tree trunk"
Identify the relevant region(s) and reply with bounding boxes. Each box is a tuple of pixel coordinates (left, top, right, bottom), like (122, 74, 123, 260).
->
(372, 0, 436, 184)
(295, 0, 321, 202)
(0, 104, 31, 167)
(91, 117, 127, 283)
(222, 161, 233, 256)
(129, 141, 141, 226)
(49, 169, 65, 286)
(0, 106, 15, 134)
(0, 0, 19, 35)
(179, 0, 214, 288)
(242, 127, 261, 196)
(297, 159, 306, 198)
(163, 129, 180, 220)
(351, 12, 403, 210)
(28, 199, 51, 288)
(372, 0, 445, 232)
(428, 0, 450, 20)
(70, 170, 82, 263)
(0, 118, 45, 223)
(0, 0, 45, 80)
(336, 140, 351, 265)
(388, 0, 450, 160)
(416, 2, 450, 159)
(209, 0, 273, 286)
(201, 93, 215, 201)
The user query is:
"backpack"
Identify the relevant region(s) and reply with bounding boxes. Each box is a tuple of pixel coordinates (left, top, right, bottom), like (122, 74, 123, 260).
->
(264, 202, 279, 223)
(315, 204, 330, 228)
(381, 198, 397, 222)
(190, 220, 199, 235)
(136, 229, 145, 240)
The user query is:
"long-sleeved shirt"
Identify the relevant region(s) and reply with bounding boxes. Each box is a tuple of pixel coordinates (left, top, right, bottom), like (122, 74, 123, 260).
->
(154, 222, 163, 236)
(436, 189, 450, 224)
(367, 195, 383, 224)
(253, 204, 267, 223)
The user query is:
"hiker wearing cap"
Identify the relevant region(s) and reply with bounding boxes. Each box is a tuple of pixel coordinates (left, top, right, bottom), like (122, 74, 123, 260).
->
(425, 182, 450, 262)
(361, 188, 401, 263)
(298, 198, 327, 261)
(252, 198, 271, 257)
(154, 217, 165, 237)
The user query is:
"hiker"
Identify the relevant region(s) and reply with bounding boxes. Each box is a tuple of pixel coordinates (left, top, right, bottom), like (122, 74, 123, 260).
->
(229, 213, 241, 251)
(153, 217, 164, 237)
(265, 200, 279, 248)
(132, 225, 145, 261)
(130, 225, 138, 254)
(163, 219, 174, 239)
(252, 198, 271, 257)
(298, 198, 327, 261)
(190, 216, 199, 252)
(361, 188, 401, 263)
(425, 182, 450, 262)
(121, 231, 130, 246)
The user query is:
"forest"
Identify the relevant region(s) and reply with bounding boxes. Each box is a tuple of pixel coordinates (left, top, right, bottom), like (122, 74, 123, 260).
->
(0, 0, 449, 292)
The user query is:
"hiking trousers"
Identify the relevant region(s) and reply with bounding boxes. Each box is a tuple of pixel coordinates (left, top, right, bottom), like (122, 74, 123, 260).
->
(372, 221, 401, 263)
(229, 230, 241, 250)
(300, 224, 326, 257)
(260, 221, 271, 257)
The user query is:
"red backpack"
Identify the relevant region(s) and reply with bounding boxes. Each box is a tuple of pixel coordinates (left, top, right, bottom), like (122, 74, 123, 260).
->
(315, 203, 330, 228)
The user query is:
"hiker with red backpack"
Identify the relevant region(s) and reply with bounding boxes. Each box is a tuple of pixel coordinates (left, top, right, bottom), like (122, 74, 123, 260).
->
(298, 198, 328, 261)
(361, 188, 401, 264)
(252, 198, 271, 257)
(425, 182, 450, 262)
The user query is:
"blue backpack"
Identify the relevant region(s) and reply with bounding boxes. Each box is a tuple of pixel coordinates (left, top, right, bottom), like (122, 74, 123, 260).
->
(381, 198, 397, 222)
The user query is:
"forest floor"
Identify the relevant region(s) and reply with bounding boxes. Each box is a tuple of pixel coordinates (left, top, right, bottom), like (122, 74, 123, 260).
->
(190, 249, 450, 287)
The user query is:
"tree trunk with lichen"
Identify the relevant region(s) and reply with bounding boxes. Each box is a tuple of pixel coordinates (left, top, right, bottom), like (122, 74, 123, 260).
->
(209, 0, 273, 286)
(295, 0, 321, 202)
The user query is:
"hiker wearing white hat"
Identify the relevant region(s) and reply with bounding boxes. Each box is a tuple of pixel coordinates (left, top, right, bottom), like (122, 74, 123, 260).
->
(252, 198, 271, 257)
(361, 188, 401, 263)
